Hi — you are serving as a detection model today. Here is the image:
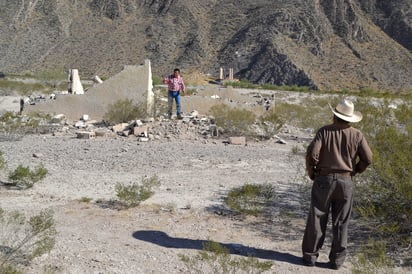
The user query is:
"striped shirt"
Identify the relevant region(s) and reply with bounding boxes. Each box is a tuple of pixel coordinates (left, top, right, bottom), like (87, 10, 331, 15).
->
(163, 75, 186, 92)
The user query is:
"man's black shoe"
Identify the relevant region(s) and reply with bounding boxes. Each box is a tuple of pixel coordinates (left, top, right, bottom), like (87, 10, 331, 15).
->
(302, 258, 315, 267)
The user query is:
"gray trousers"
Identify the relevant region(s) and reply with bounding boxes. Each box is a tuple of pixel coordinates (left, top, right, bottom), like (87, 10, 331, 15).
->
(302, 174, 354, 266)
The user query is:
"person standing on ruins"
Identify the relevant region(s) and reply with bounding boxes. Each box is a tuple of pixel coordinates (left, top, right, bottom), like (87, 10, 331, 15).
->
(302, 99, 372, 270)
(163, 68, 186, 119)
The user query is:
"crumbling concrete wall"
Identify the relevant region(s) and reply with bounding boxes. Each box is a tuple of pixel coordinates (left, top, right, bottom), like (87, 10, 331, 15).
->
(24, 60, 154, 121)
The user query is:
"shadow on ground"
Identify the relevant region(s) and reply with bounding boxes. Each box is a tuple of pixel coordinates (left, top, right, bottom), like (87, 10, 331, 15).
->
(133, 230, 305, 266)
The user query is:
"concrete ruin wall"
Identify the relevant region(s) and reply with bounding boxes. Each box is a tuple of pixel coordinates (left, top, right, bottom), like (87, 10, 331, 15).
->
(24, 60, 154, 121)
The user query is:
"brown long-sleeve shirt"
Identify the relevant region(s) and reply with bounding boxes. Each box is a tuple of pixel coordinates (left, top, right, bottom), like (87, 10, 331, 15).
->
(306, 122, 372, 179)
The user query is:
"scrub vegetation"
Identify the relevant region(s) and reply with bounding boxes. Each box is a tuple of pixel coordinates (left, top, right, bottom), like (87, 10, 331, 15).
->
(179, 240, 273, 273)
(103, 99, 146, 124)
(115, 175, 161, 208)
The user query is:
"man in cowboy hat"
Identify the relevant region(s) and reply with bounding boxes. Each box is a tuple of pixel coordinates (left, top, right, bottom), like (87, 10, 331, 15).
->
(302, 99, 372, 270)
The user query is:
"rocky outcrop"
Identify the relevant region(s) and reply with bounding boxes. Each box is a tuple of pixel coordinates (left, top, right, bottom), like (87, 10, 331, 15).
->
(0, 0, 410, 92)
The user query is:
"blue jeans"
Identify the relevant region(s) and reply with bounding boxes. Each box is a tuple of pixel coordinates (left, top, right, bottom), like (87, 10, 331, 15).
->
(168, 91, 182, 116)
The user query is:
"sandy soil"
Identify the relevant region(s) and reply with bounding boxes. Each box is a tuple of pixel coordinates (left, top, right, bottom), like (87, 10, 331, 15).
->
(0, 127, 349, 274)
(0, 90, 409, 274)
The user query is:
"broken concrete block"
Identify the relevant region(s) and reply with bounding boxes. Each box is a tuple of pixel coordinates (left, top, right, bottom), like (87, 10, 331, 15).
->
(121, 130, 130, 137)
(229, 136, 246, 145)
(112, 123, 129, 133)
(276, 138, 287, 144)
(135, 120, 144, 127)
(51, 114, 65, 124)
(94, 130, 107, 137)
(92, 75, 103, 84)
(190, 110, 199, 117)
(138, 137, 149, 142)
(75, 121, 87, 128)
(134, 125, 148, 137)
(76, 131, 95, 139)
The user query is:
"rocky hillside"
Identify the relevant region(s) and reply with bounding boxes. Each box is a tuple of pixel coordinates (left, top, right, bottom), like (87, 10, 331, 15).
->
(0, 0, 411, 92)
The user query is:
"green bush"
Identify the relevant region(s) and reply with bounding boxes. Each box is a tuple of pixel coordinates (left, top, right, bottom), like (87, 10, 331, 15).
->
(115, 175, 160, 208)
(261, 83, 311, 92)
(0, 78, 46, 96)
(8, 164, 48, 189)
(0, 112, 54, 135)
(353, 100, 412, 264)
(210, 104, 256, 137)
(0, 208, 56, 271)
(152, 75, 163, 86)
(258, 108, 285, 139)
(103, 99, 146, 124)
(224, 184, 277, 216)
(225, 80, 258, 89)
(352, 239, 394, 274)
(273, 100, 331, 130)
(0, 151, 5, 171)
(179, 241, 273, 273)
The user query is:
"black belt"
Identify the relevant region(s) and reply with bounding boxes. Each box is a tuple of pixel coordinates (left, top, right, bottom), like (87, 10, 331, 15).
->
(318, 171, 352, 177)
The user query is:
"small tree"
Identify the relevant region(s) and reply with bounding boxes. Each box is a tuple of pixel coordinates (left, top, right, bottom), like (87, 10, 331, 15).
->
(0, 209, 56, 272)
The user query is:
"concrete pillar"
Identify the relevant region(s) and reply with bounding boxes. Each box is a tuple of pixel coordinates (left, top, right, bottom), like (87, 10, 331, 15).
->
(229, 68, 234, 80)
(146, 59, 155, 118)
(68, 69, 84, 94)
(219, 67, 224, 80)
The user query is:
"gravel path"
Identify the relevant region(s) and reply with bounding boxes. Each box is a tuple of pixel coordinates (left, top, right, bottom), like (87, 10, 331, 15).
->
(0, 130, 363, 274)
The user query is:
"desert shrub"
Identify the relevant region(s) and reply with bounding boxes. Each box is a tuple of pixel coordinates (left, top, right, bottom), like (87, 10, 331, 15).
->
(115, 175, 160, 208)
(210, 104, 256, 136)
(0, 150, 5, 171)
(261, 83, 311, 92)
(152, 75, 163, 86)
(359, 87, 375, 96)
(179, 241, 273, 274)
(0, 208, 56, 271)
(273, 101, 330, 130)
(8, 164, 48, 189)
(352, 239, 394, 274)
(352, 99, 412, 264)
(0, 112, 54, 135)
(224, 183, 277, 216)
(0, 78, 46, 96)
(257, 108, 286, 139)
(79, 197, 92, 203)
(103, 99, 146, 124)
(225, 80, 258, 89)
(35, 69, 67, 92)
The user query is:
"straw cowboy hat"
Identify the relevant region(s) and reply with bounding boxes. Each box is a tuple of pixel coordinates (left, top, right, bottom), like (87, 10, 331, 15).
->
(329, 99, 363, 123)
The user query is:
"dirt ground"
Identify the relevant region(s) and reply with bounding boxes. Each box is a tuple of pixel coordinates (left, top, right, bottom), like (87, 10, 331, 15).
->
(0, 89, 410, 274)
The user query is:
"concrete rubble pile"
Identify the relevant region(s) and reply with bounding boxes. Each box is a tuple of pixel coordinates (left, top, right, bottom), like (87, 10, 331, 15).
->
(46, 111, 222, 143)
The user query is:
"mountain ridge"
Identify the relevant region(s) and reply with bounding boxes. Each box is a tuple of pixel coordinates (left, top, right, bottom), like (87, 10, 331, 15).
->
(0, 0, 411, 92)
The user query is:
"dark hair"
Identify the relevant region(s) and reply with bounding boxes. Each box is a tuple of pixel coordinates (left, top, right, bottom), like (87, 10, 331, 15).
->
(334, 115, 349, 123)
(173, 68, 180, 73)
